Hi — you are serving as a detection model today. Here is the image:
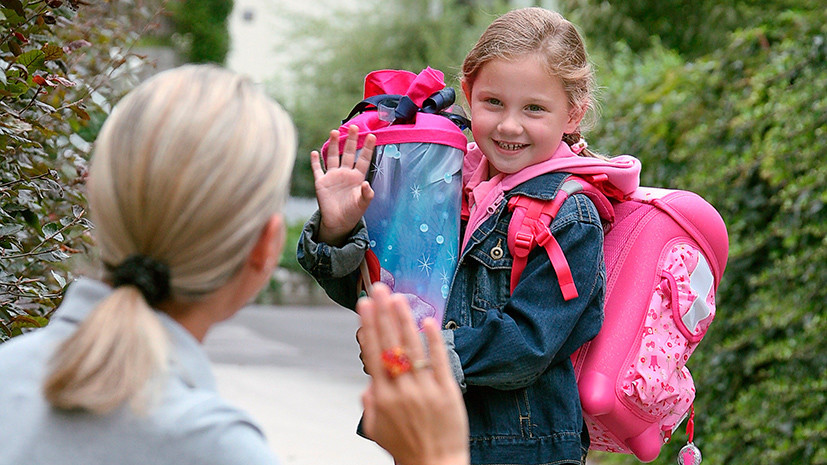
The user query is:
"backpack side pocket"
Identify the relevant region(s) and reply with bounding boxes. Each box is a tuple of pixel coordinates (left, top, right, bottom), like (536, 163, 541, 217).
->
(620, 244, 717, 427)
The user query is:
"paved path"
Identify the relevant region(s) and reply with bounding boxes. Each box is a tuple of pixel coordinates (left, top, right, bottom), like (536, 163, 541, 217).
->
(203, 303, 607, 465)
(203, 305, 391, 465)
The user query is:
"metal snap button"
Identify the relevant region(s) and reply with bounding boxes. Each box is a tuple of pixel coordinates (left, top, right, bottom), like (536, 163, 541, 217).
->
(444, 320, 459, 330)
(490, 238, 504, 260)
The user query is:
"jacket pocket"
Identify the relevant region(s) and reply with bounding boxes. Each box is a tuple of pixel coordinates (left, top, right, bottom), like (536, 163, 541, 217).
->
(466, 235, 512, 327)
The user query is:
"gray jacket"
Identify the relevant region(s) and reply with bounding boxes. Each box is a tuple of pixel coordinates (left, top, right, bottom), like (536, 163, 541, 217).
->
(0, 278, 280, 465)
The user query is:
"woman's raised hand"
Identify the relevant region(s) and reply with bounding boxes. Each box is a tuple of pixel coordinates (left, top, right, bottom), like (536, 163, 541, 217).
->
(357, 284, 470, 465)
(310, 124, 376, 246)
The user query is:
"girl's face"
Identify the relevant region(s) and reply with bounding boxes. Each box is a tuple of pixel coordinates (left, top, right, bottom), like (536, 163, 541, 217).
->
(463, 54, 583, 177)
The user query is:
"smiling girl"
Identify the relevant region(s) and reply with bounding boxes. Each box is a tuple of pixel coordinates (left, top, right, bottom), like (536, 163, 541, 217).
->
(298, 7, 642, 465)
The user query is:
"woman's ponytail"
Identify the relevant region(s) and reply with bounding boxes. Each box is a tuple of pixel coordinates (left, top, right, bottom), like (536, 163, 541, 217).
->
(43, 285, 169, 414)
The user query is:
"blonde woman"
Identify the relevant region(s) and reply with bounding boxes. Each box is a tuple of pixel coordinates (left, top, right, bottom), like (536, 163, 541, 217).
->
(0, 65, 468, 465)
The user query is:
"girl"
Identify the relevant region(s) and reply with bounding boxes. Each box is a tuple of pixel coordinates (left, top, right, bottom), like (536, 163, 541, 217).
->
(299, 7, 640, 465)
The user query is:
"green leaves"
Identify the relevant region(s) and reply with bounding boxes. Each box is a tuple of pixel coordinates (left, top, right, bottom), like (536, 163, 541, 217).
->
(587, 6, 827, 465)
(16, 49, 45, 71)
(2, 0, 162, 342)
(0, 0, 25, 17)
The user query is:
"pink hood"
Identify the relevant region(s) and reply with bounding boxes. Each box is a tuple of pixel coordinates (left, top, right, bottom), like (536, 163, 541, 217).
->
(462, 141, 641, 250)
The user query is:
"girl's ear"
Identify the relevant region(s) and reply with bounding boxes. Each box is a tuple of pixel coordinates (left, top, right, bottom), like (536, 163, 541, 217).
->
(461, 79, 472, 108)
(565, 101, 588, 134)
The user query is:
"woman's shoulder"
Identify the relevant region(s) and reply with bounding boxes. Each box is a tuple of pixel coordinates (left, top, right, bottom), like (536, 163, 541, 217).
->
(153, 386, 278, 464)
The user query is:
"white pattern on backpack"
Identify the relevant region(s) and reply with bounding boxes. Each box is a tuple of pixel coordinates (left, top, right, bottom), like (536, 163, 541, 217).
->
(685, 253, 713, 333)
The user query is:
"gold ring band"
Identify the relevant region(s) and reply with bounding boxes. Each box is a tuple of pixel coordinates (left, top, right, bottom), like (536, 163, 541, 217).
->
(412, 359, 432, 370)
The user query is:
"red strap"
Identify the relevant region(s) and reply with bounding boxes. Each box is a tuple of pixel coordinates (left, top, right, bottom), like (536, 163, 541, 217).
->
(687, 404, 696, 442)
(364, 249, 381, 283)
(535, 226, 579, 300)
(507, 193, 579, 300)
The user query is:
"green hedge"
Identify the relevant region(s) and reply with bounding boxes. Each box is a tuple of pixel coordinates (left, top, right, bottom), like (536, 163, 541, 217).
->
(587, 8, 826, 465)
(169, 0, 232, 64)
(1, 2, 161, 341)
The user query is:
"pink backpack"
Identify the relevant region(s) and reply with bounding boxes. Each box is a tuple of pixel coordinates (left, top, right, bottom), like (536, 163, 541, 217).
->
(507, 174, 729, 463)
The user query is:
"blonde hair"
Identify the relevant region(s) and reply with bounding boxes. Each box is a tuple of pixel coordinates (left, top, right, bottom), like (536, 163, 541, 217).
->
(461, 7, 602, 158)
(43, 64, 296, 414)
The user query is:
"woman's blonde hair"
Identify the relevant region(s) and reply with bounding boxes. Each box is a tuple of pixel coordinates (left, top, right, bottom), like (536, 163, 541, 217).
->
(461, 7, 601, 158)
(43, 64, 296, 414)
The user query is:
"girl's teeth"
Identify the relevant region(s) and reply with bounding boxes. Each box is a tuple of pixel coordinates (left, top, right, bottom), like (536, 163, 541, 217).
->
(498, 142, 526, 150)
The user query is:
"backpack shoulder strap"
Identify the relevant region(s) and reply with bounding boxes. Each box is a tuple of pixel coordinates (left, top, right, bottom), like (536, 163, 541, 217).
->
(506, 176, 613, 300)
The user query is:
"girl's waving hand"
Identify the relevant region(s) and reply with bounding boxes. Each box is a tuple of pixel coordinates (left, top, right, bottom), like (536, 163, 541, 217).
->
(310, 124, 376, 246)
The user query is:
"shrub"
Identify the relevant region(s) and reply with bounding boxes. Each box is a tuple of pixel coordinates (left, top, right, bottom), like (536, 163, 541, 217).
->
(1, 1, 162, 341)
(587, 7, 826, 465)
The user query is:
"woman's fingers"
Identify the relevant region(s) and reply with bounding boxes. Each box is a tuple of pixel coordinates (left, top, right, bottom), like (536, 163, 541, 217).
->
(372, 284, 402, 351)
(422, 318, 451, 386)
(356, 295, 382, 379)
(395, 296, 427, 375)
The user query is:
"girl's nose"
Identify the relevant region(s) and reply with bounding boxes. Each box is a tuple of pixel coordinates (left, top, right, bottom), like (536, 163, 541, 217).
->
(497, 112, 523, 135)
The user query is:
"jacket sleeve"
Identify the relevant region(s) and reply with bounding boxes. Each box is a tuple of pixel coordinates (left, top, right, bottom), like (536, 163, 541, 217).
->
(449, 194, 606, 391)
(296, 210, 369, 310)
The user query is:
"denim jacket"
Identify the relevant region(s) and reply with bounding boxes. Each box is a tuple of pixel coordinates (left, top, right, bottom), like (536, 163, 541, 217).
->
(298, 171, 605, 465)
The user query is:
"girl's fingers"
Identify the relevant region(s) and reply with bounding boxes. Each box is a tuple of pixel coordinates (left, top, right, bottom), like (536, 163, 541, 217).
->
(359, 181, 375, 207)
(355, 133, 376, 175)
(340, 125, 360, 169)
(341, 125, 360, 168)
(326, 130, 341, 169)
(310, 150, 324, 180)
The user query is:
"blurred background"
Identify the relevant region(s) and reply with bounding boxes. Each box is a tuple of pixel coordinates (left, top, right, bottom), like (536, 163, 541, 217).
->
(1, 1, 825, 464)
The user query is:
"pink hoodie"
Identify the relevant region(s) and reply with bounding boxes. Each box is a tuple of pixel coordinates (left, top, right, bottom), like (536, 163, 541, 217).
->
(461, 141, 642, 251)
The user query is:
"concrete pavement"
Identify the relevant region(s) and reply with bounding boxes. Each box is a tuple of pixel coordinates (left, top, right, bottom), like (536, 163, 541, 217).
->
(203, 305, 391, 465)
(203, 304, 607, 465)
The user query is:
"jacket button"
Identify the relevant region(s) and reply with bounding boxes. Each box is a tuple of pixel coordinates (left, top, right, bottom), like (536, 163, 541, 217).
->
(444, 320, 459, 330)
(490, 238, 504, 260)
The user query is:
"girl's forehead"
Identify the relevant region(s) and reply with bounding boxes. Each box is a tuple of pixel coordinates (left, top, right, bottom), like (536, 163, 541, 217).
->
(475, 55, 556, 84)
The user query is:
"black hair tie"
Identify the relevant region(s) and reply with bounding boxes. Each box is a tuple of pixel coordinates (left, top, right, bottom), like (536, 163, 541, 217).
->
(111, 255, 171, 306)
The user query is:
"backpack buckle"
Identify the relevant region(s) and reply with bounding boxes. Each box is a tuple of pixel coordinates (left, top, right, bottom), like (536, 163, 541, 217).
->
(533, 223, 553, 246)
(513, 231, 534, 257)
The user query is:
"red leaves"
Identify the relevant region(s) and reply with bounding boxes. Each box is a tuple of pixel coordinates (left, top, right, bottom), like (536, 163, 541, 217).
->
(32, 73, 76, 88)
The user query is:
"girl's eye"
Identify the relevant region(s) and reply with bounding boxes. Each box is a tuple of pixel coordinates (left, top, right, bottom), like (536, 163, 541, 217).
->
(526, 104, 545, 112)
(484, 98, 502, 106)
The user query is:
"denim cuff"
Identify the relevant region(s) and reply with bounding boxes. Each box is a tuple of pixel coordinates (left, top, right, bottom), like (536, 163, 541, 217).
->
(296, 210, 369, 279)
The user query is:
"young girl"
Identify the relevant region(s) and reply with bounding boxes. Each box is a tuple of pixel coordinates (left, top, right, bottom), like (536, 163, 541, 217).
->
(298, 7, 640, 465)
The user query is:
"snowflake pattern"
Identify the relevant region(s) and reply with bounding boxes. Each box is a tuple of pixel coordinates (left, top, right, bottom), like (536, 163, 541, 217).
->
(371, 160, 385, 181)
(439, 268, 451, 285)
(446, 249, 457, 265)
(418, 253, 434, 276)
(410, 184, 422, 200)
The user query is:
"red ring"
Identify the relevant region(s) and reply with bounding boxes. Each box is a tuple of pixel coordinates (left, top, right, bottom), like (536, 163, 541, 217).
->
(381, 347, 412, 378)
